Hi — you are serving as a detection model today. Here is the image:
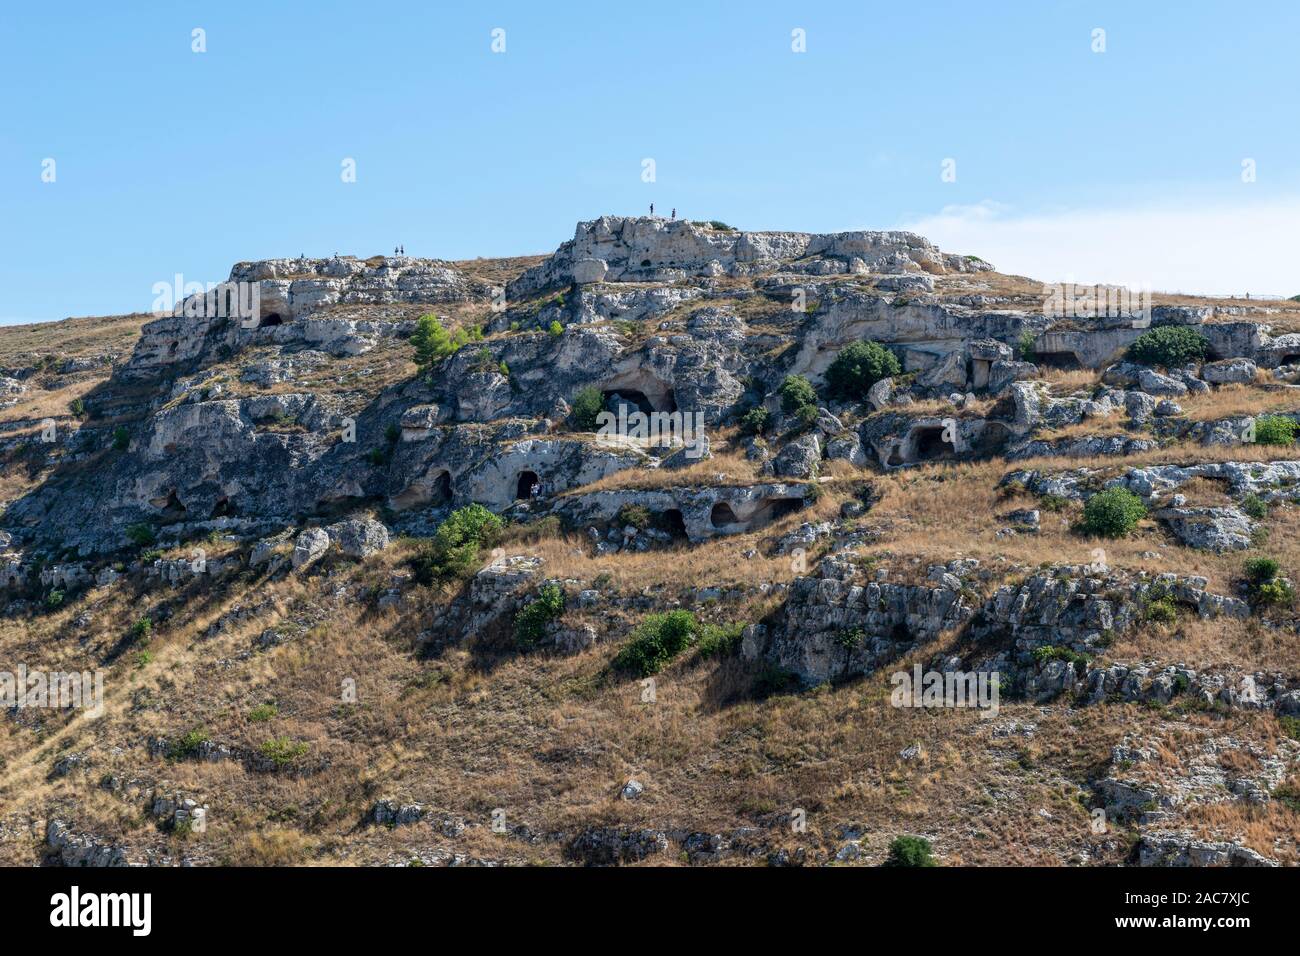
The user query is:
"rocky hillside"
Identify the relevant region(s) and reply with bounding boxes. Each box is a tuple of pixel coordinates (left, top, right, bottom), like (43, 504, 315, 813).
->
(2, 215, 1298, 867)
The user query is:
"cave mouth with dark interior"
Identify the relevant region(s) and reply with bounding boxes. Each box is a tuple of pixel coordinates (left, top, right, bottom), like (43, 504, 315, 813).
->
(1032, 350, 1082, 370)
(602, 388, 677, 416)
(515, 471, 540, 500)
(661, 508, 688, 539)
(709, 502, 740, 527)
(210, 496, 236, 518)
(431, 470, 452, 505)
(259, 312, 284, 327)
(913, 427, 953, 461)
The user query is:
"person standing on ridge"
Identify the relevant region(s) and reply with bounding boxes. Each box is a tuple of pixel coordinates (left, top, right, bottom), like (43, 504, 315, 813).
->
(671, 208, 676, 220)
(649, 202, 654, 217)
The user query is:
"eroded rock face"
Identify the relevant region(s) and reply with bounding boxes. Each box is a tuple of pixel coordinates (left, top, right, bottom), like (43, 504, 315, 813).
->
(507, 216, 990, 298)
(1156, 506, 1254, 552)
(1137, 834, 1278, 867)
(759, 559, 979, 686)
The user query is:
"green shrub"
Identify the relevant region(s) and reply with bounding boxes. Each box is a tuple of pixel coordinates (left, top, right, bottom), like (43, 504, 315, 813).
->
(1254, 580, 1294, 608)
(1241, 557, 1291, 607)
(1032, 645, 1092, 668)
(68, 398, 85, 416)
(778, 374, 817, 414)
(169, 727, 208, 760)
(548, 320, 564, 337)
(130, 616, 152, 640)
(617, 504, 652, 530)
(248, 704, 278, 722)
(785, 405, 815, 434)
(1241, 493, 1269, 520)
(883, 835, 937, 867)
(835, 627, 866, 649)
(825, 341, 900, 401)
(45, 589, 65, 608)
(1016, 330, 1037, 362)
(125, 523, 156, 547)
(1142, 596, 1178, 625)
(1125, 326, 1208, 367)
(1245, 556, 1280, 584)
(1254, 415, 1297, 446)
(570, 386, 605, 431)
(613, 610, 698, 676)
(260, 737, 309, 767)
(1280, 715, 1300, 741)
(706, 220, 736, 231)
(514, 583, 566, 649)
(1080, 487, 1146, 538)
(112, 427, 130, 451)
(695, 622, 744, 660)
(413, 504, 503, 582)
(739, 407, 770, 436)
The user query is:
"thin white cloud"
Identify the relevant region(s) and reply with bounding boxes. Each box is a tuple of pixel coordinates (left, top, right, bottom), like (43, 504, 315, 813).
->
(896, 198, 1300, 299)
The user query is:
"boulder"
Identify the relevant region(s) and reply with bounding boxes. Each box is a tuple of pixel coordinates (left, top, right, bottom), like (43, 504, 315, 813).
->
(291, 528, 331, 569)
(1200, 358, 1257, 385)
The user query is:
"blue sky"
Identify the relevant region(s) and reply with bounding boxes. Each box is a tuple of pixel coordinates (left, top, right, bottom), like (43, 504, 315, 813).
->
(2, 0, 1298, 324)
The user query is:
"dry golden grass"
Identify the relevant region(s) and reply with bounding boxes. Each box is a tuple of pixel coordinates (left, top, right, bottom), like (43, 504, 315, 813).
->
(1178, 382, 1299, 420)
(0, 376, 102, 428)
(0, 313, 147, 369)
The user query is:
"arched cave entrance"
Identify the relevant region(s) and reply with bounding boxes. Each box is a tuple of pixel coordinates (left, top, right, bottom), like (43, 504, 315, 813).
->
(710, 502, 740, 528)
(515, 471, 540, 500)
(912, 426, 953, 461)
(260, 312, 284, 327)
(662, 508, 688, 540)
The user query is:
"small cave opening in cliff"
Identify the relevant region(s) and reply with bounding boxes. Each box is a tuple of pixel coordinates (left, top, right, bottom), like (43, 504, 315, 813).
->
(709, 502, 740, 528)
(602, 388, 678, 416)
(392, 470, 453, 511)
(515, 471, 540, 500)
(1033, 350, 1082, 370)
(210, 496, 236, 519)
(661, 508, 688, 540)
(150, 489, 187, 520)
(887, 444, 904, 467)
(431, 470, 452, 505)
(1278, 353, 1300, 367)
(260, 312, 284, 327)
(912, 427, 953, 462)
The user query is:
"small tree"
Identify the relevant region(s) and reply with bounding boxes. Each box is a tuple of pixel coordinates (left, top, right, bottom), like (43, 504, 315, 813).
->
(1080, 487, 1146, 538)
(825, 341, 900, 401)
(739, 407, 770, 436)
(414, 504, 504, 582)
(570, 386, 605, 431)
(410, 314, 457, 368)
(778, 374, 817, 414)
